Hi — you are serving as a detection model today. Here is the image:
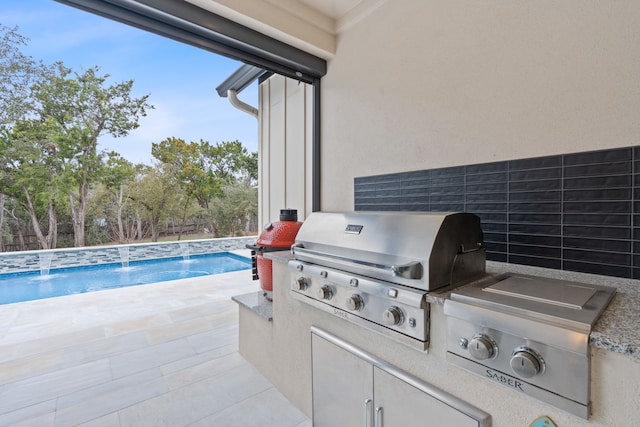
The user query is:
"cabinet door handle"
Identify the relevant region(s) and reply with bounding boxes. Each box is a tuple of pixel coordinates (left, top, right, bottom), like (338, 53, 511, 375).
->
(374, 406, 383, 427)
(364, 399, 372, 427)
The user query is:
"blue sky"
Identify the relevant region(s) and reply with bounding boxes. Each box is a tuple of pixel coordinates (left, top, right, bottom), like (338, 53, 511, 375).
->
(1, 0, 259, 165)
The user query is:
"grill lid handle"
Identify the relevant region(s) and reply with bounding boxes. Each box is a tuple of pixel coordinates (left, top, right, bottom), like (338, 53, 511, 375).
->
(291, 246, 423, 280)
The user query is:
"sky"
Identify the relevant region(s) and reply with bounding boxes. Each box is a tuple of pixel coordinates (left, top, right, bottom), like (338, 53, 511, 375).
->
(0, 0, 259, 165)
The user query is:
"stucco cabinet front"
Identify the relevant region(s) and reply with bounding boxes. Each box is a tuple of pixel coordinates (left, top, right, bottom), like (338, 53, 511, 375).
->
(236, 254, 640, 427)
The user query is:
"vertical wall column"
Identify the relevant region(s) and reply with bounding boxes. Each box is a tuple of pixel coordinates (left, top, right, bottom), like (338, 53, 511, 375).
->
(258, 75, 314, 225)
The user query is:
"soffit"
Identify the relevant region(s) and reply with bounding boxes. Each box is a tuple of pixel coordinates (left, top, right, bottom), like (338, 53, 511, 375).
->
(185, 0, 386, 58)
(296, 0, 386, 32)
(298, 0, 364, 19)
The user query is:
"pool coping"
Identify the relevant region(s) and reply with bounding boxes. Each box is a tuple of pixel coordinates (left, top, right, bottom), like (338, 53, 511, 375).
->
(0, 236, 258, 274)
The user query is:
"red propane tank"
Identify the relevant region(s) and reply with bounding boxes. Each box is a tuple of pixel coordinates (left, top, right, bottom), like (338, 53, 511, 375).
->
(248, 209, 302, 300)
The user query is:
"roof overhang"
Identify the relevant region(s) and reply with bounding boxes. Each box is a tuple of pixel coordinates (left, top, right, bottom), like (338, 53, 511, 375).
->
(55, 0, 326, 83)
(215, 64, 272, 97)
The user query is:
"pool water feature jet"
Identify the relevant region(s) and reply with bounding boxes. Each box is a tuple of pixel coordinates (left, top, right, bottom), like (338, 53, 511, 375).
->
(118, 246, 130, 268)
(38, 253, 54, 276)
(179, 242, 190, 260)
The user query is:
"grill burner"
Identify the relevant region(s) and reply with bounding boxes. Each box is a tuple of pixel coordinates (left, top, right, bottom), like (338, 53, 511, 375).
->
(444, 273, 616, 418)
(288, 211, 485, 350)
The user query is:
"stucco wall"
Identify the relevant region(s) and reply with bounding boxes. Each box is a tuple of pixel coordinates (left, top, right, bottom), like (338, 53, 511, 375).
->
(320, 0, 640, 210)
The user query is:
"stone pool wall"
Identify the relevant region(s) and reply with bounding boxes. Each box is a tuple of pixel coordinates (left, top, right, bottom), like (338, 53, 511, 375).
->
(0, 237, 257, 274)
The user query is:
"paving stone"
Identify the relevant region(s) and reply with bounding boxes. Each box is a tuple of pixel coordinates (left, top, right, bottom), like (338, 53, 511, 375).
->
(160, 344, 237, 376)
(0, 350, 64, 385)
(56, 367, 164, 409)
(144, 317, 213, 345)
(74, 413, 120, 427)
(0, 268, 310, 426)
(0, 400, 56, 427)
(109, 338, 197, 379)
(104, 313, 172, 337)
(117, 363, 272, 427)
(61, 331, 149, 367)
(0, 359, 112, 414)
(190, 387, 308, 427)
(54, 371, 168, 426)
(163, 351, 248, 391)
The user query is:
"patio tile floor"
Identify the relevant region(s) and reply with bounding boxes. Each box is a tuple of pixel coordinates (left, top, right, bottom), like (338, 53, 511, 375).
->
(0, 255, 310, 427)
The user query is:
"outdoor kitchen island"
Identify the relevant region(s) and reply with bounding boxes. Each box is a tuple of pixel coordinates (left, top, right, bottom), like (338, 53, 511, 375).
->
(234, 252, 639, 427)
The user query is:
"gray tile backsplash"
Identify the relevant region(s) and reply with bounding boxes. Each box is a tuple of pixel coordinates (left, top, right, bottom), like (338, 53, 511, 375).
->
(355, 146, 640, 280)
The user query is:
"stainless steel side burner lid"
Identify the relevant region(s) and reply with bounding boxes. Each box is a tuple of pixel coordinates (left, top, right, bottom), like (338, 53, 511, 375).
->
(444, 274, 616, 419)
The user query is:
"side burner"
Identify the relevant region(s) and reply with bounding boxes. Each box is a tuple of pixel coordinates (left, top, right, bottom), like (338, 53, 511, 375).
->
(445, 273, 616, 418)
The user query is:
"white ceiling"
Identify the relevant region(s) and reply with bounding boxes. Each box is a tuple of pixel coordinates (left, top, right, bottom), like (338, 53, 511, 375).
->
(297, 0, 366, 20)
(269, 0, 386, 33)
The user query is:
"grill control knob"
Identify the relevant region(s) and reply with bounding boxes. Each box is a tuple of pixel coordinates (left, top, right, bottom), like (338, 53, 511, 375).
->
(316, 285, 333, 300)
(382, 306, 404, 326)
(295, 277, 309, 291)
(510, 348, 544, 378)
(468, 334, 497, 360)
(346, 294, 364, 311)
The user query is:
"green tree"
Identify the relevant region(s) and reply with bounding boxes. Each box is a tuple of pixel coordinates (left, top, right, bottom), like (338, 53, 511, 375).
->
(152, 138, 257, 237)
(211, 181, 258, 236)
(0, 24, 49, 126)
(151, 137, 216, 236)
(0, 195, 30, 251)
(203, 140, 256, 185)
(31, 64, 153, 247)
(245, 151, 258, 185)
(206, 141, 258, 235)
(131, 165, 180, 242)
(0, 25, 53, 248)
(0, 118, 66, 249)
(101, 152, 138, 243)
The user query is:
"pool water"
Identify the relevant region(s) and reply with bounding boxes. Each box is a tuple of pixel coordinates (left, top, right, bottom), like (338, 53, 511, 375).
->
(0, 252, 250, 305)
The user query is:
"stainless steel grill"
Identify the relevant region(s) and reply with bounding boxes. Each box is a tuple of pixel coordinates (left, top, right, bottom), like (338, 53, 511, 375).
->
(287, 210, 616, 418)
(288, 211, 486, 350)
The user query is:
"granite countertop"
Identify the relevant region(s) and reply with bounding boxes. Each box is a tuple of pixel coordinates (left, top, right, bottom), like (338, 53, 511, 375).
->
(265, 252, 640, 360)
(232, 291, 273, 321)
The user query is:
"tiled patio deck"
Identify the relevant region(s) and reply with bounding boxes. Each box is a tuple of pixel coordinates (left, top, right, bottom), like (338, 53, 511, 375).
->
(0, 255, 309, 426)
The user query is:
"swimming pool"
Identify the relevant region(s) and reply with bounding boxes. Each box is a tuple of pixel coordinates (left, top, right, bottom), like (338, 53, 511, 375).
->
(0, 252, 250, 305)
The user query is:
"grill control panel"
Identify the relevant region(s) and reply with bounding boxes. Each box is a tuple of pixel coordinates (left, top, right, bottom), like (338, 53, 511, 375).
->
(288, 260, 429, 350)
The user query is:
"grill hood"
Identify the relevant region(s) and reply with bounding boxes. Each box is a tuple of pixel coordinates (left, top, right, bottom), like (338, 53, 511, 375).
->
(291, 211, 486, 291)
